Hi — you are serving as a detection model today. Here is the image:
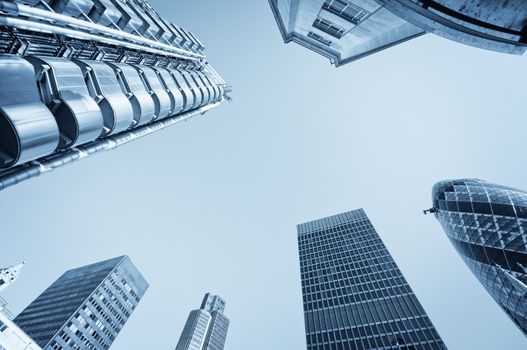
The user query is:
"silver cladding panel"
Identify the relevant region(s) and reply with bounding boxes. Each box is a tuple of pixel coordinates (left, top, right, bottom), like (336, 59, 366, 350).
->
(181, 71, 204, 109)
(75, 59, 135, 135)
(108, 62, 156, 126)
(135, 65, 172, 119)
(169, 69, 196, 111)
(26, 56, 105, 148)
(0, 55, 59, 168)
(153, 66, 185, 115)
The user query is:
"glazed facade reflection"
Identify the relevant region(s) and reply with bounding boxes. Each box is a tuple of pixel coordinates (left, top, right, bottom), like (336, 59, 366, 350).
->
(298, 209, 447, 350)
(430, 179, 527, 336)
(175, 293, 229, 350)
(14, 256, 148, 350)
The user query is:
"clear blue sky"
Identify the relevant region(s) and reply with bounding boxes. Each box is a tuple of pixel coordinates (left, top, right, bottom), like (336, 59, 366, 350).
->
(1, 1, 527, 349)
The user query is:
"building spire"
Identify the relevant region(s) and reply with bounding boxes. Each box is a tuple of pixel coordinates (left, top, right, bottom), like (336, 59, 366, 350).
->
(0, 262, 25, 293)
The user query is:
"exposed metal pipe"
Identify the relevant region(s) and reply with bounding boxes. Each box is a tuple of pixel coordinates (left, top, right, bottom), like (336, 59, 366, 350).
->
(0, 15, 200, 61)
(0, 1, 205, 60)
(0, 102, 220, 192)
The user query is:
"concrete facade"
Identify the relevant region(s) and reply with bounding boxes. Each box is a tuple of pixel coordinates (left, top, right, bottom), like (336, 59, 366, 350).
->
(269, 0, 527, 66)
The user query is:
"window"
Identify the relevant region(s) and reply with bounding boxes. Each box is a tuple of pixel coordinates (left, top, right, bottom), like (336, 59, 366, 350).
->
(0, 320, 7, 332)
(313, 18, 346, 39)
(323, 0, 370, 25)
(307, 32, 332, 46)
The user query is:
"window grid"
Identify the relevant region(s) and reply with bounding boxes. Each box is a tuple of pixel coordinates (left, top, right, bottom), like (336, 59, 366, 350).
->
(313, 18, 346, 39)
(322, 0, 370, 25)
(298, 211, 446, 350)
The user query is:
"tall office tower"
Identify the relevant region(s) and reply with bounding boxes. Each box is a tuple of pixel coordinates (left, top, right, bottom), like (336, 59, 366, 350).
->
(175, 293, 230, 350)
(298, 209, 447, 349)
(14, 256, 148, 350)
(0, 262, 25, 293)
(426, 179, 527, 337)
(269, 0, 527, 66)
(0, 0, 229, 191)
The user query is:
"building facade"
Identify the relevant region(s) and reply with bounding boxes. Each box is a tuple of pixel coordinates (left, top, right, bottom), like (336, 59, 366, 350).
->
(0, 263, 42, 350)
(268, 0, 527, 66)
(298, 209, 446, 349)
(0, 297, 42, 350)
(175, 293, 229, 350)
(0, 263, 25, 293)
(0, 0, 229, 191)
(427, 179, 527, 337)
(14, 256, 148, 350)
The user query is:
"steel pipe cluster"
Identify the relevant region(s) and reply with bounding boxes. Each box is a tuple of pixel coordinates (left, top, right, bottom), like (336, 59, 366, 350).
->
(0, 54, 225, 169)
(0, 0, 205, 60)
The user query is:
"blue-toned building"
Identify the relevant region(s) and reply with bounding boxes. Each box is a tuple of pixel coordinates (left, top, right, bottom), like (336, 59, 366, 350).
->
(0, 0, 229, 192)
(298, 209, 447, 349)
(269, 0, 527, 66)
(14, 256, 148, 350)
(427, 179, 527, 337)
(175, 293, 229, 350)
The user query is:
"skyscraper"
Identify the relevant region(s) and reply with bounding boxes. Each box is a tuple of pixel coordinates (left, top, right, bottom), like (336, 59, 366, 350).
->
(0, 262, 25, 293)
(298, 209, 446, 349)
(426, 179, 527, 337)
(268, 0, 527, 66)
(0, 0, 229, 191)
(14, 256, 148, 350)
(175, 293, 230, 350)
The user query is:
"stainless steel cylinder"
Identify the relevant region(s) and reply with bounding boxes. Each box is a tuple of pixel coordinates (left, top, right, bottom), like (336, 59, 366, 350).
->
(0, 55, 59, 168)
(132, 65, 172, 120)
(26, 56, 105, 148)
(152, 66, 185, 116)
(75, 60, 135, 135)
(107, 62, 156, 127)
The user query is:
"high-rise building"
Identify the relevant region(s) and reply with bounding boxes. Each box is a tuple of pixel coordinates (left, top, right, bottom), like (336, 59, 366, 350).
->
(268, 0, 527, 66)
(298, 209, 447, 349)
(0, 0, 229, 191)
(0, 263, 25, 293)
(0, 297, 42, 350)
(175, 293, 230, 350)
(14, 256, 148, 350)
(426, 179, 527, 337)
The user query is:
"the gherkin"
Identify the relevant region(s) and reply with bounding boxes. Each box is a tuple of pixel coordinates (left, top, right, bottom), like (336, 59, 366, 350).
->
(427, 179, 527, 337)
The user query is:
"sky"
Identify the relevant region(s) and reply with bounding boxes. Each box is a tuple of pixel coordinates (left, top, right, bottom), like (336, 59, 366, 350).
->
(1, 1, 527, 349)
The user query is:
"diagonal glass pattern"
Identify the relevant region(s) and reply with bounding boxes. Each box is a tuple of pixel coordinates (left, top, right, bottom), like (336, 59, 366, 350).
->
(431, 179, 527, 336)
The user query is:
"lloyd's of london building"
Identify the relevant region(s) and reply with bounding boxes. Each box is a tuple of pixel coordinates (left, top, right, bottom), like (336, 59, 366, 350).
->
(268, 0, 527, 66)
(0, 0, 229, 191)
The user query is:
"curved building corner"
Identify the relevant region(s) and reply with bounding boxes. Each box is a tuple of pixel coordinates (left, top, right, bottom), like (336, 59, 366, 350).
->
(378, 0, 527, 55)
(429, 178, 527, 336)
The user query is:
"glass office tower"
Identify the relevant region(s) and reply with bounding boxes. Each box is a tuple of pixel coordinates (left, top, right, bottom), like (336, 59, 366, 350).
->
(175, 293, 229, 350)
(14, 256, 148, 350)
(298, 209, 446, 349)
(428, 179, 527, 337)
(0, 0, 229, 191)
